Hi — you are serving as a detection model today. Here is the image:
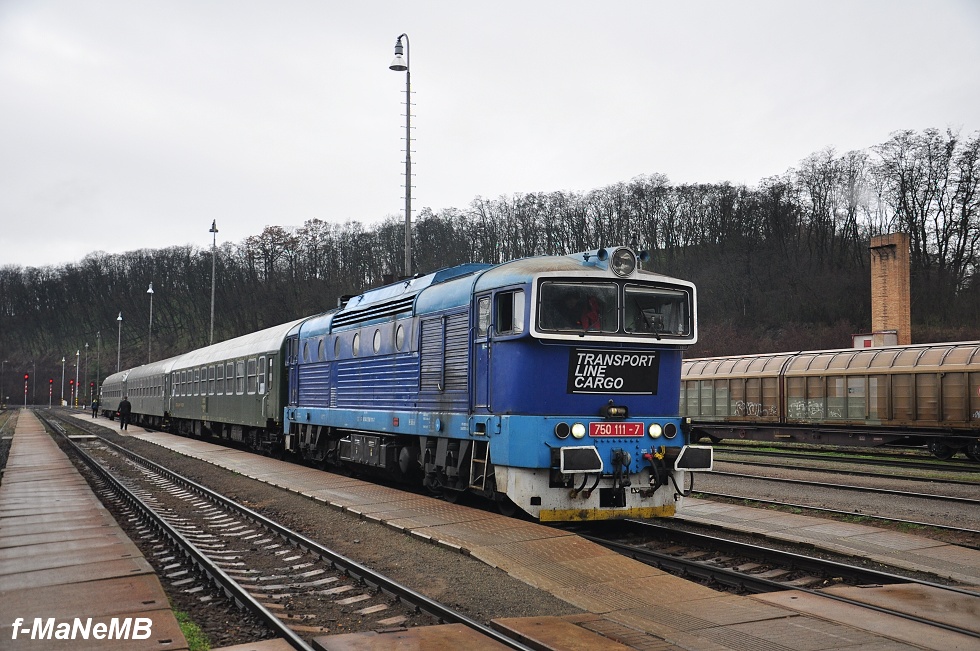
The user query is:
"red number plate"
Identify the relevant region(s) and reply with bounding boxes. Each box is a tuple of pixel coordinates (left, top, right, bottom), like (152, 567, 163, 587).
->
(589, 422, 644, 437)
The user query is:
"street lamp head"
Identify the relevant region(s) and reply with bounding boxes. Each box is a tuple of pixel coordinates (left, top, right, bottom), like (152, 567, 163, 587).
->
(117, 312, 123, 322)
(389, 36, 408, 71)
(147, 282, 154, 295)
(210, 219, 218, 234)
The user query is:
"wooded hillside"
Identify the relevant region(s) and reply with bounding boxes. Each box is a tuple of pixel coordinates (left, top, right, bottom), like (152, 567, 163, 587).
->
(2, 128, 978, 404)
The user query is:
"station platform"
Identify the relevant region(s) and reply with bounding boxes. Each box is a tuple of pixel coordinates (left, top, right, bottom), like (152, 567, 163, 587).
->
(69, 415, 979, 651)
(0, 410, 188, 649)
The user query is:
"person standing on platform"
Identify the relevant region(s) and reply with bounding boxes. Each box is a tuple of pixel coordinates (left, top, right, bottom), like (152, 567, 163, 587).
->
(118, 395, 132, 431)
(91, 397, 99, 418)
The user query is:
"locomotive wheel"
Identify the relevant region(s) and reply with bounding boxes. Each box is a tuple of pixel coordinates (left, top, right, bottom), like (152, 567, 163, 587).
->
(966, 441, 980, 463)
(927, 439, 956, 460)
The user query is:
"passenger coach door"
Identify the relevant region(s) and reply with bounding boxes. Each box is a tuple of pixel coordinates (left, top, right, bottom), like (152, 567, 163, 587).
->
(474, 294, 491, 410)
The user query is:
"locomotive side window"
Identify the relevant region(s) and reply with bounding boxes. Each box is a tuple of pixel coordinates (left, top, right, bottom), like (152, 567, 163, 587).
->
(395, 324, 406, 350)
(538, 282, 617, 333)
(477, 297, 490, 338)
(494, 290, 525, 335)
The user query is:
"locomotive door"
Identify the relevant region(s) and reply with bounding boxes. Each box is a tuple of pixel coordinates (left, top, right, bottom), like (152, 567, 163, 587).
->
(474, 294, 491, 410)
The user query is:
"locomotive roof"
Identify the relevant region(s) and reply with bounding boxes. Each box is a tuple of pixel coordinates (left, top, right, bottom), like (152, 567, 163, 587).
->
(297, 248, 692, 338)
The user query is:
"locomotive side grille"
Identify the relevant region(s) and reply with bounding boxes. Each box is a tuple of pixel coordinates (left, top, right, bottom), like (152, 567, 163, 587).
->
(335, 355, 418, 409)
(332, 296, 415, 328)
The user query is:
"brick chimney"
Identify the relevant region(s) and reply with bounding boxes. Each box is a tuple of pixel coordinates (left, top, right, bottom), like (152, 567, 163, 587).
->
(869, 233, 911, 345)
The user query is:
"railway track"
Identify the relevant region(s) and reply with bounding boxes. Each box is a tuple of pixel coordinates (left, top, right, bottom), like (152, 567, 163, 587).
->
(581, 520, 980, 640)
(42, 412, 535, 651)
(692, 490, 980, 539)
(714, 444, 980, 474)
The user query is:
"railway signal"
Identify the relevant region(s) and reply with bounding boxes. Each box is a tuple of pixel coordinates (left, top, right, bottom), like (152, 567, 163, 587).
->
(49, 378, 53, 408)
(24, 373, 28, 407)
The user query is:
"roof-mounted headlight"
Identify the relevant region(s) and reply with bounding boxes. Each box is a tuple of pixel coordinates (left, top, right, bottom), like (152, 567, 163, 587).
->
(611, 248, 637, 277)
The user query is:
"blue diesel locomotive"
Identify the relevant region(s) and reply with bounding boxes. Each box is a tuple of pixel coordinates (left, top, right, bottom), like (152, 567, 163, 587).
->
(283, 246, 712, 520)
(101, 247, 712, 521)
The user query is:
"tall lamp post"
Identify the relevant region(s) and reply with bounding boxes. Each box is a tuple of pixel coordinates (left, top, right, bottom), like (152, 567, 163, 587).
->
(74, 350, 79, 408)
(116, 312, 123, 371)
(147, 283, 154, 363)
(1, 359, 6, 405)
(209, 220, 218, 345)
(96, 331, 101, 395)
(389, 33, 413, 277)
(61, 356, 66, 406)
(84, 343, 89, 404)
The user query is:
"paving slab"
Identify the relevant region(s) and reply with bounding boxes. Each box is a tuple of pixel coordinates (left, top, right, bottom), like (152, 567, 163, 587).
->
(755, 590, 977, 651)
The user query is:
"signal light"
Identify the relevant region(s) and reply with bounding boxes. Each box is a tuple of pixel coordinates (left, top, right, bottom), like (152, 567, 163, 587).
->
(24, 373, 29, 380)
(69, 379, 74, 386)
(49, 378, 53, 384)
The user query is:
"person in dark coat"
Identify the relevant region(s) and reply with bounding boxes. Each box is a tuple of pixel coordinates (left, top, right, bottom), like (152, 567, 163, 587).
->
(118, 396, 132, 431)
(91, 397, 99, 418)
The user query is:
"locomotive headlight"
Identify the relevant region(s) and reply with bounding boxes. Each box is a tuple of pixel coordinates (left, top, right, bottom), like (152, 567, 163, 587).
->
(571, 422, 587, 439)
(555, 422, 571, 439)
(648, 423, 663, 438)
(610, 248, 637, 277)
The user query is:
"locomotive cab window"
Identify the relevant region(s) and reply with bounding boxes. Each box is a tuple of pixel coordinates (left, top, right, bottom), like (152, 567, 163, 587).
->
(494, 290, 525, 335)
(538, 282, 617, 333)
(624, 285, 690, 337)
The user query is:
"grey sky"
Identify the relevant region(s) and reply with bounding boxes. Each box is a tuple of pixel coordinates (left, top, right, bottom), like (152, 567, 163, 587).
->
(2, 0, 978, 268)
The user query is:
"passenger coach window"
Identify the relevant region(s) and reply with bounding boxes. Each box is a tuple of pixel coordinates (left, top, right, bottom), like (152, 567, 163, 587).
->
(495, 290, 525, 335)
(226, 362, 234, 394)
(538, 282, 618, 333)
(258, 356, 267, 394)
(247, 358, 257, 394)
(208, 366, 215, 395)
(194, 369, 200, 395)
(236, 361, 245, 395)
(216, 364, 224, 395)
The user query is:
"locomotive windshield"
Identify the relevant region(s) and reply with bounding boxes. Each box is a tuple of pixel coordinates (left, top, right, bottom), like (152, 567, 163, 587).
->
(537, 281, 691, 339)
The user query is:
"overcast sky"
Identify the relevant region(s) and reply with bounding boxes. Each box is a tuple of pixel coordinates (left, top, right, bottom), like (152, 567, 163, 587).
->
(2, 1, 978, 269)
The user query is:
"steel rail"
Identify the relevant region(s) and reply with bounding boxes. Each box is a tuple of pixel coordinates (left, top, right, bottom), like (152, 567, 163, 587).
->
(49, 412, 536, 651)
(39, 413, 316, 651)
(585, 534, 980, 640)
(693, 490, 980, 537)
(713, 446, 980, 475)
(708, 469, 980, 505)
(713, 455, 980, 486)
(621, 519, 980, 598)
